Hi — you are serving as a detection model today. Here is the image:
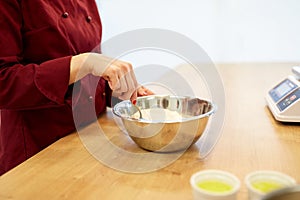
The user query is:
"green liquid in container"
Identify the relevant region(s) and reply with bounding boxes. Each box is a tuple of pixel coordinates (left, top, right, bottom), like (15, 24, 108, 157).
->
(197, 180, 233, 193)
(252, 180, 284, 193)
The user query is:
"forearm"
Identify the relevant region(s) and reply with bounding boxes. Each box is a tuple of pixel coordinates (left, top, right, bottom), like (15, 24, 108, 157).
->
(0, 56, 71, 110)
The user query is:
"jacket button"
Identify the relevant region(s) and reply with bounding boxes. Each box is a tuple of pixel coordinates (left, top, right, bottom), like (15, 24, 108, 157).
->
(88, 96, 93, 102)
(62, 12, 69, 18)
(86, 16, 92, 23)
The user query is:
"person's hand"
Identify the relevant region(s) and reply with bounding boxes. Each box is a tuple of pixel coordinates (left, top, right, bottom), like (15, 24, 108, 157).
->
(70, 53, 138, 101)
(96, 57, 138, 100)
(137, 86, 154, 97)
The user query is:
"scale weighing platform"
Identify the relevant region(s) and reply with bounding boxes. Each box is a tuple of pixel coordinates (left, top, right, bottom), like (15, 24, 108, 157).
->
(266, 66, 300, 122)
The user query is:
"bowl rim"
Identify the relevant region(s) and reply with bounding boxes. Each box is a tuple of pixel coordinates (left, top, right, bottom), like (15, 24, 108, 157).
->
(112, 95, 216, 123)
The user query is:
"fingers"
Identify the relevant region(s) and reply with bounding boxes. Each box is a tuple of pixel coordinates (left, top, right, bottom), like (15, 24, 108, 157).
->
(102, 61, 139, 101)
(87, 54, 153, 101)
(137, 86, 155, 96)
(78, 53, 140, 101)
(130, 90, 138, 103)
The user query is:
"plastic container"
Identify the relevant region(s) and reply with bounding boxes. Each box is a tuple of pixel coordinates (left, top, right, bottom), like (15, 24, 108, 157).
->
(245, 170, 297, 200)
(190, 170, 241, 200)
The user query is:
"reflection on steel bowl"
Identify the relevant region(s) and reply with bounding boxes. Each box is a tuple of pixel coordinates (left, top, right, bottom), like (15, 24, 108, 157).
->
(113, 95, 216, 152)
(261, 185, 300, 200)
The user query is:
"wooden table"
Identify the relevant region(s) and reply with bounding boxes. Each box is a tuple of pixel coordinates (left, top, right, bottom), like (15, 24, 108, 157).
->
(1, 63, 300, 200)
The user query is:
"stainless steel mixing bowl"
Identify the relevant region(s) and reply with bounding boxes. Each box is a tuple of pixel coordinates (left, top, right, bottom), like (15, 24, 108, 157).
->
(113, 95, 216, 152)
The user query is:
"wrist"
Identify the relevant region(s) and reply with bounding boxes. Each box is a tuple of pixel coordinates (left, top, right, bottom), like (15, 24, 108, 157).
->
(69, 53, 90, 84)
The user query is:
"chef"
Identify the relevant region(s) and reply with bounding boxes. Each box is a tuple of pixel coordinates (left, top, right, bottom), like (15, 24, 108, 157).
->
(0, 0, 153, 175)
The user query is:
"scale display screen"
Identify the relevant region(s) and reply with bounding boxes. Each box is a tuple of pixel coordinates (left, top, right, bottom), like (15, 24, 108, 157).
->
(269, 79, 297, 102)
(266, 66, 300, 122)
(277, 88, 300, 111)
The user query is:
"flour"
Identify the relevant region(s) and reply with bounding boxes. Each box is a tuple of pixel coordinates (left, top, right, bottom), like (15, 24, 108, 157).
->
(132, 108, 182, 121)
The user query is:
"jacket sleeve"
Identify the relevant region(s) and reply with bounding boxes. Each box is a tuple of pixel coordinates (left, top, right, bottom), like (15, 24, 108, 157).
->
(0, 1, 71, 110)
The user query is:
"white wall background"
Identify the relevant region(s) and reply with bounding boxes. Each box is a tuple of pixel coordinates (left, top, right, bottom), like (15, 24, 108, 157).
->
(96, 0, 300, 63)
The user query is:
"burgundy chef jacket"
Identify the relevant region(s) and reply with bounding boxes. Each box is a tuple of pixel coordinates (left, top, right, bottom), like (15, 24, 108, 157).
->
(0, 1, 111, 175)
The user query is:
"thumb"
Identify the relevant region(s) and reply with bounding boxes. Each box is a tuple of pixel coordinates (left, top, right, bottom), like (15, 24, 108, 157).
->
(130, 90, 138, 103)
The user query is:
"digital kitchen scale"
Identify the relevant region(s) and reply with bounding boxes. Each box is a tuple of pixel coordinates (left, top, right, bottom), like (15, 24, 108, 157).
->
(266, 66, 300, 122)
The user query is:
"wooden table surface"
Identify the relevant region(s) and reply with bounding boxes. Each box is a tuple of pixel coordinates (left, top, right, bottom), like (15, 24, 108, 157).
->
(1, 63, 300, 200)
